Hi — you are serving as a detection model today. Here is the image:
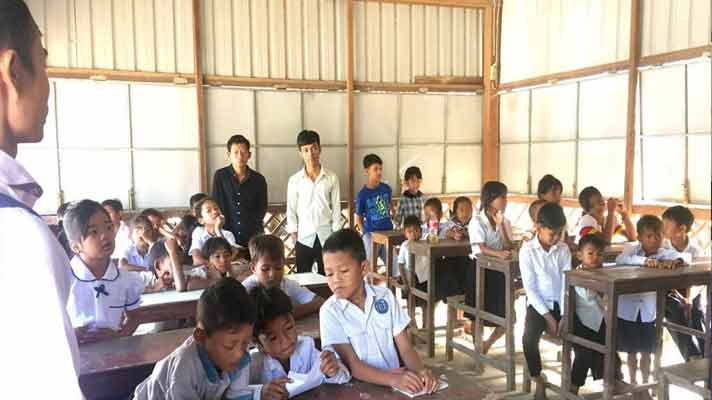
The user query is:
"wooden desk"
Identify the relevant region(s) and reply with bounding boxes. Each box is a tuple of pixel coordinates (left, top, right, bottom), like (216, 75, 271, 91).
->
(79, 328, 192, 399)
(294, 366, 491, 399)
(295, 313, 321, 345)
(370, 230, 406, 293)
(561, 261, 712, 400)
(603, 242, 627, 263)
(657, 358, 710, 400)
(408, 239, 471, 357)
(290, 272, 332, 299)
(131, 289, 203, 330)
(445, 255, 520, 392)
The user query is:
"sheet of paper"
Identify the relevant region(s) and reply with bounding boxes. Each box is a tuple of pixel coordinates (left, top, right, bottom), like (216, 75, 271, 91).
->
(285, 362, 325, 398)
(393, 375, 449, 398)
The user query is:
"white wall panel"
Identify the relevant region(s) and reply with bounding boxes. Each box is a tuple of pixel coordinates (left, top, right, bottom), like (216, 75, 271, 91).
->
(258, 147, 304, 202)
(688, 134, 712, 204)
(399, 145, 444, 194)
(531, 83, 577, 141)
(130, 85, 198, 149)
(688, 61, 711, 134)
(500, 91, 529, 143)
(641, 66, 685, 135)
(641, 0, 711, 57)
(499, 143, 529, 193)
(133, 151, 201, 208)
(642, 136, 685, 201)
(255, 91, 302, 145)
(400, 95, 445, 144)
(531, 142, 576, 197)
(303, 92, 347, 145)
(447, 95, 482, 143)
(205, 88, 255, 146)
(577, 139, 625, 197)
(579, 74, 628, 139)
(59, 149, 131, 204)
(354, 93, 398, 146)
(445, 145, 481, 193)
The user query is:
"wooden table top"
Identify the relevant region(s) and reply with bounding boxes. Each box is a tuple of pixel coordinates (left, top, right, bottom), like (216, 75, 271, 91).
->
(139, 288, 203, 307)
(290, 272, 328, 287)
(295, 313, 321, 340)
(566, 262, 711, 294)
(408, 239, 471, 257)
(371, 230, 407, 243)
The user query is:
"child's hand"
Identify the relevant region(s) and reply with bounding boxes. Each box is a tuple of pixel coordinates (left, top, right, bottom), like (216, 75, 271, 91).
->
(644, 258, 660, 269)
(261, 377, 291, 400)
(494, 210, 505, 226)
(319, 350, 340, 377)
(165, 237, 180, 255)
(616, 201, 627, 217)
(216, 214, 225, 230)
(543, 313, 558, 337)
(418, 368, 440, 394)
(496, 250, 511, 259)
(391, 369, 424, 394)
(606, 197, 618, 214)
(556, 318, 567, 337)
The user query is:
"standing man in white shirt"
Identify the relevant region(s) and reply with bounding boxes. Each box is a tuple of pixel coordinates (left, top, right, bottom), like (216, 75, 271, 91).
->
(286, 130, 342, 275)
(0, 1, 83, 398)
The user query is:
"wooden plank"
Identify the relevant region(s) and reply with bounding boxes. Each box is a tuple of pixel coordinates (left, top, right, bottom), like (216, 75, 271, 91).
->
(46, 67, 195, 83)
(498, 61, 630, 92)
(381, 2, 396, 82)
(480, 3, 497, 184)
(174, 0, 195, 74)
(623, 0, 642, 212)
(192, 0, 208, 193)
(639, 45, 712, 67)
(359, 0, 490, 8)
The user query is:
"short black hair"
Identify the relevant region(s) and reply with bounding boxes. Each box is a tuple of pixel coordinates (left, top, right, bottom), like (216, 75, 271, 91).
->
(578, 186, 602, 213)
(64, 199, 111, 243)
(662, 206, 694, 232)
(0, 0, 37, 74)
(56, 202, 73, 219)
(528, 199, 547, 222)
(403, 215, 422, 231)
(637, 214, 662, 235)
(130, 214, 153, 231)
(404, 166, 422, 181)
(537, 202, 567, 230)
(227, 134, 251, 152)
(363, 153, 383, 169)
(452, 196, 473, 218)
(145, 240, 169, 271)
(193, 196, 219, 218)
(323, 228, 367, 264)
(248, 234, 285, 263)
(297, 130, 320, 149)
(189, 193, 208, 209)
(101, 199, 123, 213)
(578, 232, 606, 252)
(480, 181, 507, 211)
(537, 174, 563, 199)
(249, 286, 294, 340)
(140, 208, 164, 220)
(197, 278, 256, 337)
(202, 237, 233, 259)
(424, 197, 443, 217)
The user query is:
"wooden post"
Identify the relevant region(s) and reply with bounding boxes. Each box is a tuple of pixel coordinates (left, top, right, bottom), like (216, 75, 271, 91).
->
(346, 0, 355, 227)
(481, 2, 499, 185)
(192, 0, 208, 194)
(623, 0, 642, 212)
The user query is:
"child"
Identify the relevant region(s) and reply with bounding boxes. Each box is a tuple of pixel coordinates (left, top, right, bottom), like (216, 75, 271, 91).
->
(467, 181, 514, 355)
(421, 197, 451, 239)
(191, 196, 241, 266)
(120, 214, 159, 272)
(320, 229, 440, 395)
(519, 202, 571, 400)
(249, 286, 350, 394)
(615, 215, 684, 384)
(102, 199, 131, 260)
(524, 199, 547, 241)
(141, 208, 174, 240)
(355, 153, 394, 265)
(242, 234, 325, 318)
(190, 192, 208, 216)
(174, 214, 199, 265)
(143, 239, 213, 293)
(662, 206, 704, 361)
(394, 166, 425, 228)
(190, 237, 239, 283)
(134, 278, 267, 399)
(397, 215, 423, 290)
(64, 200, 144, 344)
(574, 186, 636, 244)
(446, 196, 473, 241)
(536, 174, 563, 204)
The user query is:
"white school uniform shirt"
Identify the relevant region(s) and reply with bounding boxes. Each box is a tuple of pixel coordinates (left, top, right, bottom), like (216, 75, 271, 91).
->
(573, 265, 604, 331)
(189, 225, 238, 256)
(411, 220, 453, 283)
(134, 336, 259, 400)
(468, 209, 513, 259)
(249, 336, 350, 386)
(519, 237, 572, 316)
(286, 166, 342, 248)
(0, 150, 83, 399)
(614, 243, 682, 322)
(320, 281, 410, 370)
(573, 214, 602, 243)
(111, 221, 131, 259)
(123, 243, 150, 270)
(241, 275, 317, 304)
(67, 256, 144, 330)
(663, 238, 703, 263)
(397, 239, 416, 278)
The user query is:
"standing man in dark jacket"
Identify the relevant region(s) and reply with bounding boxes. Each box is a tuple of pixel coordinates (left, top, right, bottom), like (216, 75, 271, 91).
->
(211, 134, 268, 253)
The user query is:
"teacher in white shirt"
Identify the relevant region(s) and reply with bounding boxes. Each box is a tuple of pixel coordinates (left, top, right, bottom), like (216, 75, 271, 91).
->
(286, 130, 341, 275)
(0, 1, 83, 398)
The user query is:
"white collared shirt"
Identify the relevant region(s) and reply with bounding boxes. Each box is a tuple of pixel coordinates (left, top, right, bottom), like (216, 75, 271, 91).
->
(241, 275, 316, 304)
(67, 256, 144, 330)
(468, 209, 513, 260)
(519, 237, 572, 316)
(0, 150, 83, 399)
(111, 221, 131, 260)
(614, 243, 683, 322)
(573, 267, 604, 331)
(663, 238, 704, 263)
(286, 166, 342, 248)
(189, 225, 237, 256)
(122, 243, 150, 270)
(320, 281, 410, 370)
(249, 336, 350, 386)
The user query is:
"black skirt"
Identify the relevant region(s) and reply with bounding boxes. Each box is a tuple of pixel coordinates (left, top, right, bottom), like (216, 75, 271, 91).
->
(616, 314, 656, 353)
(465, 259, 506, 327)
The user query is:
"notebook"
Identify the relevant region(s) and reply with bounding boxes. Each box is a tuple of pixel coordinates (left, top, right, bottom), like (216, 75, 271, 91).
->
(393, 375, 449, 398)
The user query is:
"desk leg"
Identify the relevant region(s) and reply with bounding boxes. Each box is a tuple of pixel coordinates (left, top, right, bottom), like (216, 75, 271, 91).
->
(655, 290, 665, 376)
(474, 260, 485, 372)
(603, 290, 618, 400)
(386, 242, 395, 295)
(408, 252, 416, 331)
(426, 255, 436, 358)
(560, 280, 575, 396)
(505, 267, 515, 392)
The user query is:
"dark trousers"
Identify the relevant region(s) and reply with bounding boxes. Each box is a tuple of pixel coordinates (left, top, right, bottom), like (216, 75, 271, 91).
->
(295, 238, 324, 275)
(571, 314, 605, 386)
(666, 293, 704, 361)
(523, 303, 561, 377)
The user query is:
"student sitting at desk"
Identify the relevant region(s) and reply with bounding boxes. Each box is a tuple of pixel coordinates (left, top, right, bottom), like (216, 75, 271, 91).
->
(64, 200, 144, 344)
(249, 286, 350, 397)
(320, 229, 440, 395)
(615, 215, 684, 386)
(191, 196, 244, 266)
(173, 214, 199, 265)
(102, 198, 131, 260)
(134, 279, 262, 399)
(120, 214, 159, 272)
(573, 186, 636, 244)
(396, 215, 422, 294)
(189, 237, 240, 283)
(143, 239, 213, 293)
(242, 234, 325, 319)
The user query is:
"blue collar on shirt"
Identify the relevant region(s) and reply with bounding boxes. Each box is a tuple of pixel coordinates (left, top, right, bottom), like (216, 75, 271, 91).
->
(0, 193, 40, 218)
(197, 344, 251, 384)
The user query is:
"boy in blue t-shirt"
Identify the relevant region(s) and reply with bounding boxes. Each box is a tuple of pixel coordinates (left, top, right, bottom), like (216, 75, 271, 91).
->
(355, 154, 394, 264)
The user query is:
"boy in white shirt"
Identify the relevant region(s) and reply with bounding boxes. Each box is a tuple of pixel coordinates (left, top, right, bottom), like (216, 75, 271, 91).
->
(102, 199, 131, 260)
(64, 200, 144, 344)
(134, 279, 263, 400)
(519, 202, 571, 400)
(249, 286, 350, 397)
(615, 215, 684, 384)
(143, 239, 213, 293)
(396, 215, 423, 290)
(120, 214, 159, 272)
(242, 234, 325, 319)
(191, 196, 242, 266)
(319, 229, 440, 395)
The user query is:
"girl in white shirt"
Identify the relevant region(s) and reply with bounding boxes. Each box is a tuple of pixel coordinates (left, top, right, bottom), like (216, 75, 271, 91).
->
(573, 186, 636, 244)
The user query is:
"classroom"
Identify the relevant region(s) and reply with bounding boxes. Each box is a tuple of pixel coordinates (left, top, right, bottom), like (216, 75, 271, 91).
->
(0, 0, 710, 399)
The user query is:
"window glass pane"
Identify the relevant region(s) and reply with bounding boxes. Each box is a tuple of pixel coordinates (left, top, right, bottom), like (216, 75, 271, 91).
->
(642, 136, 685, 201)
(577, 139, 625, 198)
(499, 91, 529, 143)
(499, 143, 529, 194)
(641, 66, 685, 135)
(531, 142, 576, 197)
(531, 83, 577, 141)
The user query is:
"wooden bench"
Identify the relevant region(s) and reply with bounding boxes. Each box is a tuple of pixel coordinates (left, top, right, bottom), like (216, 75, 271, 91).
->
(658, 359, 710, 400)
(79, 328, 192, 399)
